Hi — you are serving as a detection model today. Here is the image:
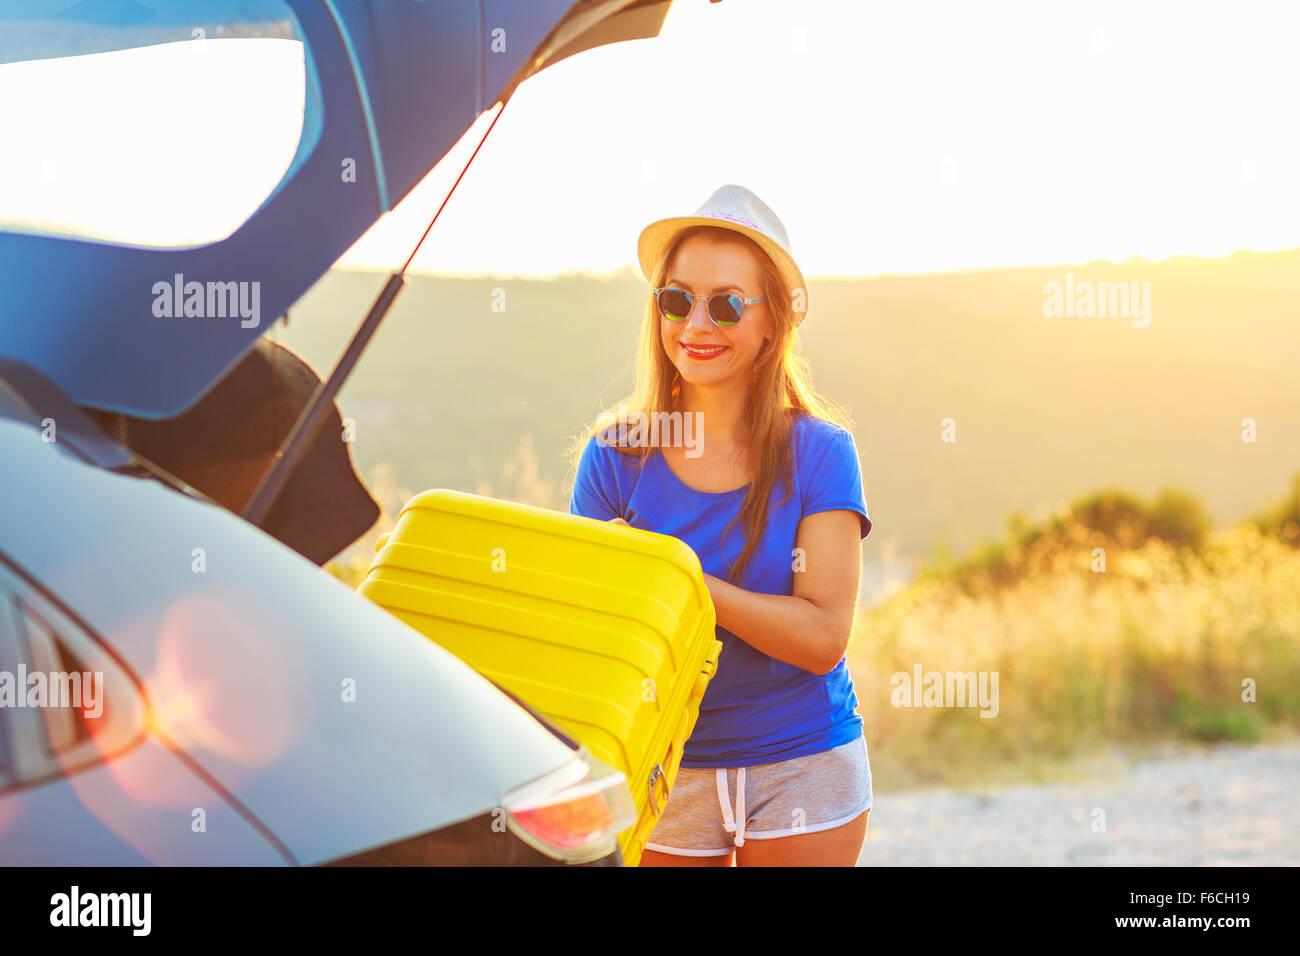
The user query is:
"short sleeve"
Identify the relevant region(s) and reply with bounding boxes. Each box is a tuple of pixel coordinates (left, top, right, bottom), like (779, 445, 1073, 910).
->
(798, 422, 872, 540)
(569, 435, 623, 522)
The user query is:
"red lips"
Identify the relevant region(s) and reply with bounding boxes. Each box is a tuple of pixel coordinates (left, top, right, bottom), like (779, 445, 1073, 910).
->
(681, 342, 729, 361)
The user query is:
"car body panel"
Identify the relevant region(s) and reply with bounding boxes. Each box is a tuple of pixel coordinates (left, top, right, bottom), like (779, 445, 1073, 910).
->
(0, 739, 288, 865)
(0, 417, 580, 865)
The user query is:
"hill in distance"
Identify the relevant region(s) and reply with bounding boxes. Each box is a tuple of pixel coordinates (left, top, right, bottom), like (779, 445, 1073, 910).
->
(276, 247, 1300, 582)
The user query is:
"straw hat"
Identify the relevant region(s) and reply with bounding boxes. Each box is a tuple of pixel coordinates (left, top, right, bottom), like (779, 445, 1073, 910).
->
(636, 184, 808, 326)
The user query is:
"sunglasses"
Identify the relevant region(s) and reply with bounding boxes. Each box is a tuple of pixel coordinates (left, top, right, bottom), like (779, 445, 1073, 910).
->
(653, 286, 765, 328)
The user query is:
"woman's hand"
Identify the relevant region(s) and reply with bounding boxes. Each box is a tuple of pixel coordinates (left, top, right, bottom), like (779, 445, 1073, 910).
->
(607, 516, 630, 527)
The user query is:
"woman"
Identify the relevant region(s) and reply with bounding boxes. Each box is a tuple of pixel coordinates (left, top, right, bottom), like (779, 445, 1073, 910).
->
(568, 184, 873, 866)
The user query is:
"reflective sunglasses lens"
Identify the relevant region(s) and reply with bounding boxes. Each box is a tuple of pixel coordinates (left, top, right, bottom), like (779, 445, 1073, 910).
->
(658, 288, 691, 321)
(709, 294, 744, 327)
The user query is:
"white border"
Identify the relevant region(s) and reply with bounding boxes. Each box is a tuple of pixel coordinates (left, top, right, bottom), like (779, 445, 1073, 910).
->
(740, 800, 872, 840)
(642, 841, 734, 857)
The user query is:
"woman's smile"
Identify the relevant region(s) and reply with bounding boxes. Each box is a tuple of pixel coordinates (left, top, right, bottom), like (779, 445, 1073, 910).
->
(680, 341, 731, 361)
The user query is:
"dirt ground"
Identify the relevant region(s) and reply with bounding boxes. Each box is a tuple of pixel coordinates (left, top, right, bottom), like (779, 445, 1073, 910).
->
(858, 741, 1300, 866)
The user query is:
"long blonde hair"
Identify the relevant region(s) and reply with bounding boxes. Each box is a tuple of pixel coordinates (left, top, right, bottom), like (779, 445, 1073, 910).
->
(568, 225, 852, 584)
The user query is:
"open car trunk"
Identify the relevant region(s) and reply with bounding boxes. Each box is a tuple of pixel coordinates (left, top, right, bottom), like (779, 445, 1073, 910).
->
(0, 0, 686, 558)
(87, 340, 380, 566)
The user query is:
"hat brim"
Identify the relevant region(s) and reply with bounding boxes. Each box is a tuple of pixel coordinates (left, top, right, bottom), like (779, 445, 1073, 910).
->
(636, 216, 808, 327)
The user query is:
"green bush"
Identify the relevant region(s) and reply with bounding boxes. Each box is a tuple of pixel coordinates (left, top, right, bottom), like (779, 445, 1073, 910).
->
(921, 486, 1213, 596)
(1249, 471, 1300, 548)
(1172, 693, 1265, 743)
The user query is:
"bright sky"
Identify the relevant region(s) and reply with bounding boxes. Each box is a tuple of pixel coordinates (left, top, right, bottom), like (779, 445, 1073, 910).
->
(0, 38, 305, 248)
(3, 0, 1298, 277)
(342, 0, 1300, 277)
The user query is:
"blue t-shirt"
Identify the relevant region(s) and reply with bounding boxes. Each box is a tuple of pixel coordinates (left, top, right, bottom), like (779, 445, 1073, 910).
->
(569, 411, 872, 769)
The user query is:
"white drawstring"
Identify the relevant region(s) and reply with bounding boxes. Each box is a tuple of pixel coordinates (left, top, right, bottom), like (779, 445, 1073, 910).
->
(715, 767, 747, 847)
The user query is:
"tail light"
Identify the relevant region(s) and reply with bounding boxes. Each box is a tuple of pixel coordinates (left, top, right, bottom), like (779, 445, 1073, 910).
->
(502, 749, 636, 864)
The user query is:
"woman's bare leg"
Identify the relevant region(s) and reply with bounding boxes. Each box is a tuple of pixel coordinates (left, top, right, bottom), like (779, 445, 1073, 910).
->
(733, 808, 869, 867)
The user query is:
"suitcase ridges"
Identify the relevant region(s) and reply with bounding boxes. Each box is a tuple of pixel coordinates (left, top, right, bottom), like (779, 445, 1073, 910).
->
(361, 488, 726, 866)
(391, 617, 658, 784)
(400, 489, 712, 609)
(369, 587, 700, 784)
(362, 572, 672, 679)
(367, 540, 699, 671)
(463, 668, 636, 768)
(363, 565, 719, 807)
(436, 616, 711, 818)
(480, 641, 711, 838)
(367, 596, 719, 855)
(623, 615, 720, 833)
(383, 519, 708, 638)
(487, 616, 718, 843)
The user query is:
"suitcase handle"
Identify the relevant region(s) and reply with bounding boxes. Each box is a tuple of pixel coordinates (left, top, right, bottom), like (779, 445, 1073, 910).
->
(648, 763, 670, 816)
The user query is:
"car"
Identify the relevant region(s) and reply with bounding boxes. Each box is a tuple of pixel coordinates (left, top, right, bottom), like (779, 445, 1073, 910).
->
(0, 0, 682, 865)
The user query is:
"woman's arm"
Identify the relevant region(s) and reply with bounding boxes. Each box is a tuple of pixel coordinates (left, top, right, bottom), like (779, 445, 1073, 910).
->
(703, 509, 863, 676)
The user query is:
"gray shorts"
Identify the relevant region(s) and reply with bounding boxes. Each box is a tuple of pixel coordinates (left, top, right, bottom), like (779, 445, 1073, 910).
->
(643, 733, 872, 856)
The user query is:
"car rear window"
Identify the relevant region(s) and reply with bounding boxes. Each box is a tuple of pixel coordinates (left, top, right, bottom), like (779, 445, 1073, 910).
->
(0, 556, 145, 789)
(0, 1, 323, 249)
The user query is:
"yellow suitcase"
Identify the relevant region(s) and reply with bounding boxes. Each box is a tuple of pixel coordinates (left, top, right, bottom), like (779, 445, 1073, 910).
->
(357, 488, 722, 866)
